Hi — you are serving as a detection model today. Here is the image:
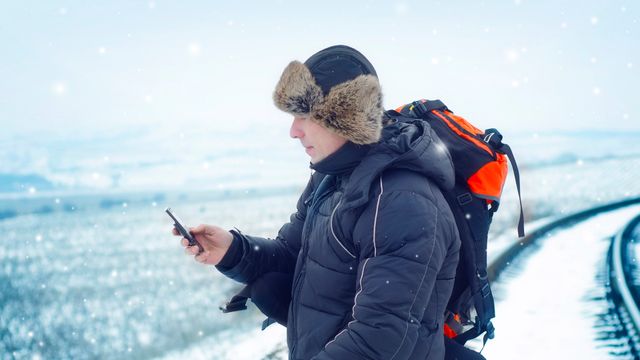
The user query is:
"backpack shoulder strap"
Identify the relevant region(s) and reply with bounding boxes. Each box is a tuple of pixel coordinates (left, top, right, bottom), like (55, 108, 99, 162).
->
(498, 143, 524, 237)
(484, 129, 525, 238)
(412, 99, 450, 116)
(389, 99, 449, 119)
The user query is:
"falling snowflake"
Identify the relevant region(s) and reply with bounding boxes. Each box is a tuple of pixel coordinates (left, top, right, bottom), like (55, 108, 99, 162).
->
(505, 49, 519, 63)
(52, 83, 66, 95)
(188, 43, 201, 56)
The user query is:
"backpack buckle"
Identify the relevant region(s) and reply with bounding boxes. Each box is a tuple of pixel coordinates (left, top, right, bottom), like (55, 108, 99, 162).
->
(411, 101, 428, 117)
(483, 128, 504, 150)
(480, 281, 491, 298)
(457, 193, 473, 206)
(484, 321, 495, 341)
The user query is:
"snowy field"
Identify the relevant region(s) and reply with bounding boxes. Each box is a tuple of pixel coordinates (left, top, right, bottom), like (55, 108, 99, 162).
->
(1, 136, 640, 359)
(0, 193, 298, 359)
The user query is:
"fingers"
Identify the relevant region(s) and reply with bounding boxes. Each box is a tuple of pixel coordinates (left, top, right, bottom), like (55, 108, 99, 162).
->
(172, 227, 179, 236)
(175, 224, 209, 263)
(195, 250, 209, 263)
(184, 244, 200, 255)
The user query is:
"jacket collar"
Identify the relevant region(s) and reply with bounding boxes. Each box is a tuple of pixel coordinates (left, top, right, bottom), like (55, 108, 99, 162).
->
(310, 141, 373, 176)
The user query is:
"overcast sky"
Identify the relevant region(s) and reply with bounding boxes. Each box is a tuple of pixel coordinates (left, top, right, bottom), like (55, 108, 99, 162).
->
(1, 0, 637, 139)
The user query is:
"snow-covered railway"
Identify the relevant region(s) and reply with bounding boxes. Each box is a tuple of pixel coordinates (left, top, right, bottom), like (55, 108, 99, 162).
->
(479, 199, 640, 359)
(609, 212, 640, 358)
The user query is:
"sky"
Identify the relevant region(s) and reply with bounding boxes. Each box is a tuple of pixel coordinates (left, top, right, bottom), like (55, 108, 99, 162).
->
(0, 0, 638, 195)
(1, 0, 637, 135)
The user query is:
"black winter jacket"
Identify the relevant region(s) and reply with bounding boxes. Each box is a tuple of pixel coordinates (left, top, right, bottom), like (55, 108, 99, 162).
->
(217, 118, 460, 360)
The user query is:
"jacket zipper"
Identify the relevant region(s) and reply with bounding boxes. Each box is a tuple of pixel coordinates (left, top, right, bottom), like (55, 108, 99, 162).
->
(289, 182, 335, 359)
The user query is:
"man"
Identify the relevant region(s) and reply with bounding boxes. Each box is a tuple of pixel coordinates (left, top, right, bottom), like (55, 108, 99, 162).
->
(174, 45, 460, 359)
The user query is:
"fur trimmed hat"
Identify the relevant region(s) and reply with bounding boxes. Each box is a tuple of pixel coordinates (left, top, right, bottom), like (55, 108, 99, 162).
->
(273, 45, 383, 145)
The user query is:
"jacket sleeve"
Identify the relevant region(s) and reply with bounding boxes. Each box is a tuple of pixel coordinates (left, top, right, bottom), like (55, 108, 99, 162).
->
(214, 174, 315, 284)
(313, 189, 453, 360)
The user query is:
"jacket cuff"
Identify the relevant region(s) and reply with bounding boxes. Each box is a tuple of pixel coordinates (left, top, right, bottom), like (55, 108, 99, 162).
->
(216, 229, 245, 270)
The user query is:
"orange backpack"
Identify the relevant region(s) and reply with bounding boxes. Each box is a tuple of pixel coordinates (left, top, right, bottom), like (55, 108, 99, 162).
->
(389, 99, 524, 348)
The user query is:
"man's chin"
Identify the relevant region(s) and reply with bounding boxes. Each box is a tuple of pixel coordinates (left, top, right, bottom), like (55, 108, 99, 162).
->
(309, 155, 321, 165)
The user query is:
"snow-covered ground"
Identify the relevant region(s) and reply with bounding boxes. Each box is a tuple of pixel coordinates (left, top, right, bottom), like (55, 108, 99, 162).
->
(481, 204, 640, 359)
(0, 194, 299, 359)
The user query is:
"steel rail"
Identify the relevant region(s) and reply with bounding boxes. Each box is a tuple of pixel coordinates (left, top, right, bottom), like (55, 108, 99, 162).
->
(609, 212, 640, 356)
(488, 196, 640, 281)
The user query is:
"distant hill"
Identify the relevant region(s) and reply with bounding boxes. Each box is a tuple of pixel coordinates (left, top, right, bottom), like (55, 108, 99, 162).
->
(0, 173, 56, 193)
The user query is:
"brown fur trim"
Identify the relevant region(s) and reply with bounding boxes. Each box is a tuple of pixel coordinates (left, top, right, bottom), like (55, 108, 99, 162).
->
(312, 75, 383, 144)
(273, 62, 383, 144)
(272, 61, 324, 116)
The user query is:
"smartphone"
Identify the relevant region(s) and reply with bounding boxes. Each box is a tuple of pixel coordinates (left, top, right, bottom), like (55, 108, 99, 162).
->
(165, 207, 203, 251)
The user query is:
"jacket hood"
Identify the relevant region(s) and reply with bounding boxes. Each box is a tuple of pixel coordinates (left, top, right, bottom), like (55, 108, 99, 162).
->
(341, 117, 455, 209)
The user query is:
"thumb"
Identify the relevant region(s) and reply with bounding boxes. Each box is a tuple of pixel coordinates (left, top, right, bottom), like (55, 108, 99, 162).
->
(189, 224, 208, 235)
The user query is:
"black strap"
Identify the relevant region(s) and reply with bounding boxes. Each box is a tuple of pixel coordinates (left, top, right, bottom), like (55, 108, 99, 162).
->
(411, 99, 449, 117)
(499, 143, 525, 238)
(484, 128, 525, 238)
(453, 277, 495, 346)
(219, 284, 251, 313)
(455, 320, 495, 346)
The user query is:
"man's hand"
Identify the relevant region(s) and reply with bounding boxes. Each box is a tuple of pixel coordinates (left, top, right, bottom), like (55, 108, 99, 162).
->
(172, 224, 234, 265)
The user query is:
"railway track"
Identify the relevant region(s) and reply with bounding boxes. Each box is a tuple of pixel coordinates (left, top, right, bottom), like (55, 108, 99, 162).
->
(609, 212, 640, 358)
(488, 196, 640, 282)
(480, 196, 640, 359)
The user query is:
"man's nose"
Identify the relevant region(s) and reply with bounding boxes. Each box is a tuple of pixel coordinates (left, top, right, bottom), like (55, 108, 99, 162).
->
(290, 117, 304, 139)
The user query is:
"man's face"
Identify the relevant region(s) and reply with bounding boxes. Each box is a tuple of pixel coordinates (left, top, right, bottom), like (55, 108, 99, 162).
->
(290, 116, 347, 164)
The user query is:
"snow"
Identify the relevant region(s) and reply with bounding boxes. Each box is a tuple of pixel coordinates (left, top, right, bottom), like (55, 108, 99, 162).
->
(0, 193, 298, 359)
(159, 324, 287, 360)
(481, 205, 640, 359)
